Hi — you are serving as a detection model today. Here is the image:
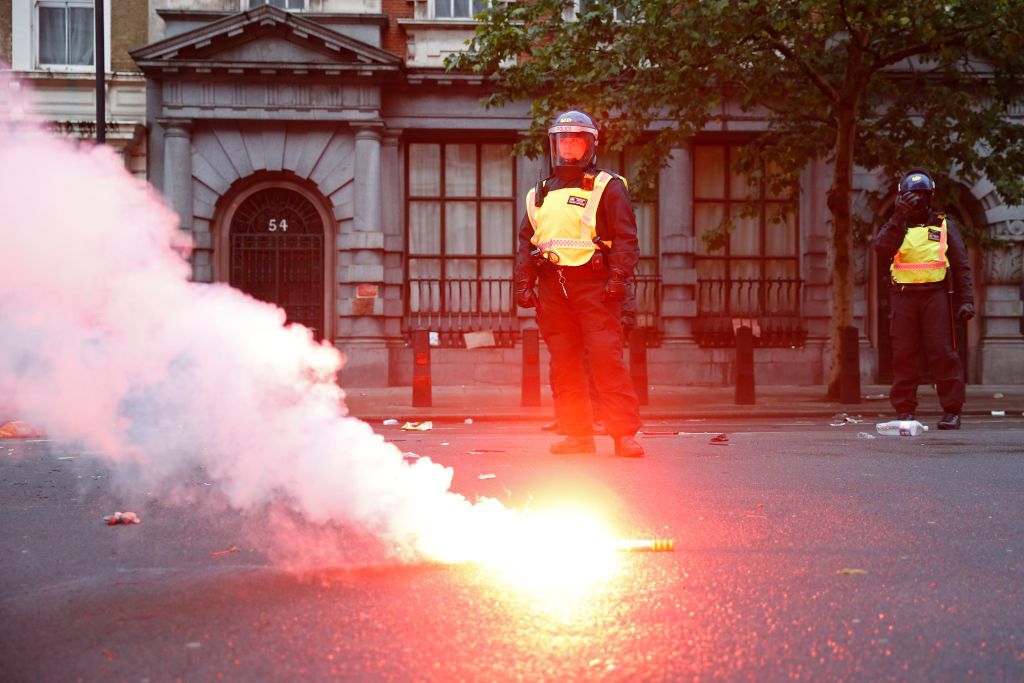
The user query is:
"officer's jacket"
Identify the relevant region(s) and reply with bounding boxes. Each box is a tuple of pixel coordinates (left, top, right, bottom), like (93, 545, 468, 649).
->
(515, 168, 640, 281)
(873, 208, 974, 304)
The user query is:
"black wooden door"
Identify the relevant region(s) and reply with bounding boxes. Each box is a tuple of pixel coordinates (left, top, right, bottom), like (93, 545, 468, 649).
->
(230, 188, 324, 340)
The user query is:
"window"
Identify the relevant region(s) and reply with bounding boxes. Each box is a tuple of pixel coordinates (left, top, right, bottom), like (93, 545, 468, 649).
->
(435, 0, 488, 19)
(247, 0, 305, 9)
(406, 141, 517, 343)
(602, 146, 659, 330)
(37, 1, 93, 67)
(578, 0, 633, 21)
(693, 143, 803, 346)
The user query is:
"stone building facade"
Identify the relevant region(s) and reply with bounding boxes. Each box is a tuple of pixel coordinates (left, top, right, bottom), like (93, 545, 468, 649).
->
(3, 0, 148, 172)
(9, 1, 1020, 386)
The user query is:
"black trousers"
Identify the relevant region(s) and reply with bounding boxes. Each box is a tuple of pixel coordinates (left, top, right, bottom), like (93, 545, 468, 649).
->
(536, 272, 641, 438)
(889, 286, 965, 414)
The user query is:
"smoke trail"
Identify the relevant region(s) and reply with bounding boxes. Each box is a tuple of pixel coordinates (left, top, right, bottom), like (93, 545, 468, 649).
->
(0, 83, 513, 565)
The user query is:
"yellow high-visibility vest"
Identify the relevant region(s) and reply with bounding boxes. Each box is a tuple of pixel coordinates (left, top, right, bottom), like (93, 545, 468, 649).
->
(891, 216, 949, 284)
(525, 171, 622, 267)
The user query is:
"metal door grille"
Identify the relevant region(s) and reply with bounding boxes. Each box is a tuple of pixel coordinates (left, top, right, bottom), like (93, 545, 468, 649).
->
(230, 188, 324, 340)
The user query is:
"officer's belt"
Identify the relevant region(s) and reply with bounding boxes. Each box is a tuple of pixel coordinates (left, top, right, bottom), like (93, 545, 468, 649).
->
(890, 281, 947, 292)
(539, 263, 606, 281)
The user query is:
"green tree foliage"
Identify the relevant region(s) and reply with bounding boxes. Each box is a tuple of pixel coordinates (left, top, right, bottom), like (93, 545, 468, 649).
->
(450, 0, 1024, 396)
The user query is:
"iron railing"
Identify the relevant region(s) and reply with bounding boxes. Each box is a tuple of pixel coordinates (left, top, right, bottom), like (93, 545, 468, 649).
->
(404, 274, 663, 347)
(405, 277, 518, 347)
(694, 277, 807, 348)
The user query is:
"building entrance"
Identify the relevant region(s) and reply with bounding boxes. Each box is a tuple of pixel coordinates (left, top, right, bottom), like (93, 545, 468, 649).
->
(229, 187, 325, 340)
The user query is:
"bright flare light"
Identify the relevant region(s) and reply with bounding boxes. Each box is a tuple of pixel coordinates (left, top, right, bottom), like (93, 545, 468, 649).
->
(475, 507, 621, 594)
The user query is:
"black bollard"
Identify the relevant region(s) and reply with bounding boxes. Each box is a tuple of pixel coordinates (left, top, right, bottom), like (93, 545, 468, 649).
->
(412, 329, 432, 408)
(839, 325, 861, 404)
(735, 326, 755, 405)
(522, 328, 541, 407)
(629, 328, 649, 405)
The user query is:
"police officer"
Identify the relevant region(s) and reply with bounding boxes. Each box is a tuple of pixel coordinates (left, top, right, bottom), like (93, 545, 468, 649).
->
(514, 110, 644, 456)
(874, 170, 975, 430)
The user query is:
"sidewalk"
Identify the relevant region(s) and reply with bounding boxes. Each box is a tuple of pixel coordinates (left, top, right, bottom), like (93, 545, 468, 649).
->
(344, 383, 1024, 423)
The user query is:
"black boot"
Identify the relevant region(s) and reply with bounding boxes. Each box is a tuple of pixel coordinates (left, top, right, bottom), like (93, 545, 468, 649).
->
(614, 435, 644, 458)
(550, 436, 596, 454)
(937, 413, 961, 430)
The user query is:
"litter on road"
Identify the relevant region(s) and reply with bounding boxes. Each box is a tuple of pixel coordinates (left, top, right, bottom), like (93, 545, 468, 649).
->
(381, 419, 399, 426)
(104, 511, 140, 525)
(710, 433, 729, 445)
(835, 568, 868, 575)
(401, 421, 433, 431)
(210, 545, 239, 557)
(478, 474, 497, 480)
(0, 421, 45, 439)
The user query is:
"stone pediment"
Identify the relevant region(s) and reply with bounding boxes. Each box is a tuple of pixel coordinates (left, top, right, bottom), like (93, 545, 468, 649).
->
(131, 5, 401, 77)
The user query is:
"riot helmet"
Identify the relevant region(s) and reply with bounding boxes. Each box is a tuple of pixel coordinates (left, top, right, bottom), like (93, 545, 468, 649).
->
(898, 170, 936, 194)
(548, 110, 598, 172)
(897, 169, 935, 215)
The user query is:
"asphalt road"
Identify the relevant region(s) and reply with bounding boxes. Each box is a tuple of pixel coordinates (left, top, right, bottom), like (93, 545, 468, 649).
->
(2, 417, 1023, 682)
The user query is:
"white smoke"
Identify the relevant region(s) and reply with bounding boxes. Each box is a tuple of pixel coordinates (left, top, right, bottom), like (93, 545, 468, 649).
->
(0, 82, 513, 565)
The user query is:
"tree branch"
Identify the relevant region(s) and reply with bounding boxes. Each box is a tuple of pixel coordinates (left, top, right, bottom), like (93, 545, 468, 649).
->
(761, 24, 839, 105)
(869, 20, 997, 73)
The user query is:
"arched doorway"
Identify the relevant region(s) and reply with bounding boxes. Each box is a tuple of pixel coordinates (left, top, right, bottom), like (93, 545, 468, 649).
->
(227, 186, 327, 340)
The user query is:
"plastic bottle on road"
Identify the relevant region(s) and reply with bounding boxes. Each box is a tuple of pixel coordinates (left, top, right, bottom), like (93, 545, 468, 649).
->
(875, 420, 929, 436)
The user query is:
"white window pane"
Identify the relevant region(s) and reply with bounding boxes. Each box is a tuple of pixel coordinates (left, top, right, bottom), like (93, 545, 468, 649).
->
(447, 260, 477, 279)
(694, 146, 725, 199)
(694, 203, 725, 255)
(408, 259, 441, 314)
(409, 144, 440, 196)
(445, 202, 477, 255)
(39, 7, 67, 65)
(764, 208, 797, 256)
(453, 0, 470, 17)
(67, 7, 94, 66)
(729, 211, 760, 256)
(481, 144, 512, 197)
(766, 160, 790, 199)
(729, 146, 753, 199)
(480, 258, 510, 279)
(445, 144, 477, 196)
(409, 202, 440, 254)
(480, 202, 511, 255)
(435, 0, 452, 17)
(635, 202, 655, 256)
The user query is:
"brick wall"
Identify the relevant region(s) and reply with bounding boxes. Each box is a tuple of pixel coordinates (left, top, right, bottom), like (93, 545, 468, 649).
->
(0, 0, 11, 66)
(381, 0, 412, 58)
(112, 0, 148, 72)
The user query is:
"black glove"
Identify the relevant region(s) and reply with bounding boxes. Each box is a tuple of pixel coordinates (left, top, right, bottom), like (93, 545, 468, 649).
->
(957, 302, 975, 321)
(893, 191, 919, 220)
(603, 268, 630, 302)
(515, 278, 537, 308)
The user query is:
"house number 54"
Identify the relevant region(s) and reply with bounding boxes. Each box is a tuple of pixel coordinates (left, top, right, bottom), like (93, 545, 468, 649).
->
(268, 219, 289, 232)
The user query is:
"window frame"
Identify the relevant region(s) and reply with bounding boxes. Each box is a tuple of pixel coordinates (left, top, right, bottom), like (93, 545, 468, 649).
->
(576, 0, 633, 22)
(34, 0, 96, 71)
(433, 0, 490, 20)
(692, 142, 800, 286)
(404, 137, 519, 336)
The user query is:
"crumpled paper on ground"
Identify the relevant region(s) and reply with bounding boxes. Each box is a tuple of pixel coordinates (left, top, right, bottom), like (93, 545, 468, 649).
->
(401, 421, 433, 431)
(104, 511, 140, 525)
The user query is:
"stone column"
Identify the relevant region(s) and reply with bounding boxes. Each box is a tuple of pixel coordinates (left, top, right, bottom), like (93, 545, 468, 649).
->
(354, 127, 382, 233)
(338, 125, 389, 386)
(161, 119, 193, 232)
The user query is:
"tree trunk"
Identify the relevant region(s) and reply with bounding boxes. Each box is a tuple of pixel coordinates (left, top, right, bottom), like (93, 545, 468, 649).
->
(825, 111, 857, 400)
